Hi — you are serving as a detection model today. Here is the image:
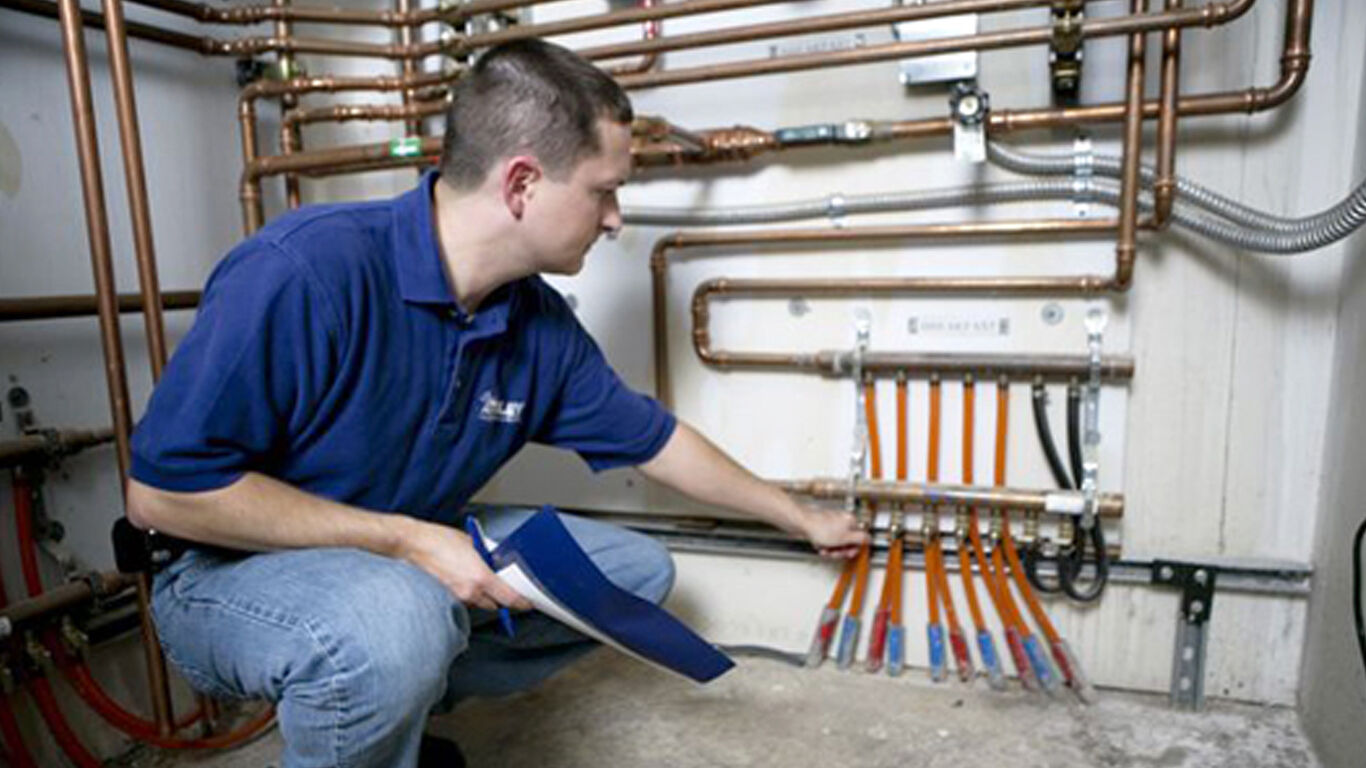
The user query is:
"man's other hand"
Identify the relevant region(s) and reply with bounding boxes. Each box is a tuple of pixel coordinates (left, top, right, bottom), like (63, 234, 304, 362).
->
(396, 519, 533, 612)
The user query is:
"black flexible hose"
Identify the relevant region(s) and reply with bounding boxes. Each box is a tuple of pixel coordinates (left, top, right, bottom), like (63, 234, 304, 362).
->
(1060, 386, 1108, 603)
(1066, 383, 1084, 488)
(1033, 382, 1074, 489)
(1355, 516, 1366, 683)
(1025, 382, 1069, 594)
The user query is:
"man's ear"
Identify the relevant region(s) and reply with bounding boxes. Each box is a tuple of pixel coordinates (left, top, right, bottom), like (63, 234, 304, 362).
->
(501, 155, 541, 219)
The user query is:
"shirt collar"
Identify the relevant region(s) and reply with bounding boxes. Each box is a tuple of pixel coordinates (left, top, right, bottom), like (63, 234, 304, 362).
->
(391, 170, 519, 333)
(392, 169, 456, 307)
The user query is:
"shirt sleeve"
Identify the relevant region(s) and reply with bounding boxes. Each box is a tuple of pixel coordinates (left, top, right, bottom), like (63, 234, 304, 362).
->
(533, 295, 676, 471)
(130, 243, 340, 492)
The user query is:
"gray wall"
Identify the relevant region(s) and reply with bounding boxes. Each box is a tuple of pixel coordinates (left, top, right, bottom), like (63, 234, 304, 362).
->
(1299, 40, 1366, 768)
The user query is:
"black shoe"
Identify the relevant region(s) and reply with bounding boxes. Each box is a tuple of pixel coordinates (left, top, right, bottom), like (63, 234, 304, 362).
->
(418, 734, 466, 768)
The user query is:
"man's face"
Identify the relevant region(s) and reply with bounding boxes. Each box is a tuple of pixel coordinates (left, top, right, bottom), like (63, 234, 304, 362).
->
(522, 118, 631, 276)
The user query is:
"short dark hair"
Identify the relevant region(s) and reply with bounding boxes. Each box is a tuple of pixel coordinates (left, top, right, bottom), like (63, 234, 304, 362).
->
(439, 39, 633, 190)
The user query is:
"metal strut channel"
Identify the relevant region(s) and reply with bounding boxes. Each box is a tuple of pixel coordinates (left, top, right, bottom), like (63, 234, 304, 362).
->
(1152, 560, 1216, 710)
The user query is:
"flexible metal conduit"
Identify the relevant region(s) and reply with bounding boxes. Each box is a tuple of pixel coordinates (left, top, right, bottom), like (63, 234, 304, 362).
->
(986, 143, 1366, 246)
(631, 174, 1366, 255)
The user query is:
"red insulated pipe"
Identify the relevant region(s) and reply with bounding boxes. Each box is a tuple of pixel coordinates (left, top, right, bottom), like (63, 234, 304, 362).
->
(0, 694, 38, 768)
(12, 472, 44, 598)
(63, 662, 275, 750)
(27, 678, 103, 768)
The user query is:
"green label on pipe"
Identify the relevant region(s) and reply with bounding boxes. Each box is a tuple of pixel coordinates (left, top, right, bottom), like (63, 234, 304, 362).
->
(389, 138, 423, 158)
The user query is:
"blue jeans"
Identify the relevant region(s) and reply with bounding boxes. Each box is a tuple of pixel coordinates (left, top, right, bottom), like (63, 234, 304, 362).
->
(151, 506, 675, 768)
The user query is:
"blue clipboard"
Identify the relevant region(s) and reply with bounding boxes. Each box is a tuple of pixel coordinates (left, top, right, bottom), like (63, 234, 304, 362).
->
(486, 506, 735, 684)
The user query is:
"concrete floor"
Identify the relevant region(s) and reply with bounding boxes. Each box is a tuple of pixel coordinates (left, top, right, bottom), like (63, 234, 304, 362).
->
(145, 650, 1321, 768)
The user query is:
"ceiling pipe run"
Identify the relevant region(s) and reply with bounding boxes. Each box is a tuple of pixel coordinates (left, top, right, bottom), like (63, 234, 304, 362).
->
(634, 0, 1307, 167)
(616, 0, 1253, 89)
(579, 0, 1065, 62)
(230, 0, 1308, 227)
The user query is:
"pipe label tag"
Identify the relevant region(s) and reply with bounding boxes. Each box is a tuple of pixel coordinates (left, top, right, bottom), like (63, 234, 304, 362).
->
(907, 314, 1010, 338)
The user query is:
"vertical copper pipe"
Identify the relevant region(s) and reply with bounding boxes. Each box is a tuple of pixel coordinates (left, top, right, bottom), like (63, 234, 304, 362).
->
(650, 235, 679, 408)
(1114, 0, 1148, 290)
(277, 0, 302, 209)
(56, 0, 132, 493)
(1153, 0, 1183, 227)
(101, 0, 167, 379)
(56, 0, 175, 735)
(238, 96, 265, 233)
(280, 115, 302, 210)
(395, 0, 421, 138)
(602, 0, 662, 77)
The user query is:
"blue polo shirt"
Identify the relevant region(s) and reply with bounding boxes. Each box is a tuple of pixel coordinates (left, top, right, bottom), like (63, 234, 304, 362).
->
(130, 172, 675, 522)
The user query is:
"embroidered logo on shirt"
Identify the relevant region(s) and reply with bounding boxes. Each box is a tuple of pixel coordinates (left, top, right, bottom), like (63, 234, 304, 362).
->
(478, 391, 525, 424)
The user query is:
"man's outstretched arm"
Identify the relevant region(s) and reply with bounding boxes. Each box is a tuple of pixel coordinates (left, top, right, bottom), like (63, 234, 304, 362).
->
(638, 421, 868, 556)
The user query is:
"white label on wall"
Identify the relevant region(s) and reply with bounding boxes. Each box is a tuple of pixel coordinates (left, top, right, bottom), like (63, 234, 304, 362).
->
(907, 314, 1011, 337)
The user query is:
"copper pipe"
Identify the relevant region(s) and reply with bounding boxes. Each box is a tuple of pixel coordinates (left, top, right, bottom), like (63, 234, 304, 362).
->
(241, 69, 458, 106)
(0, 0, 207, 53)
(56, 0, 175, 733)
(283, 99, 449, 129)
(698, 275, 1112, 299)
(601, 0, 662, 78)
(238, 93, 265, 233)
(249, 135, 443, 179)
(127, 0, 621, 27)
(126, 0, 449, 26)
(1154, 0, 1184, 227)
(1114, 0, 1149, 291)
(582, 0, 1057, 63)
(634, 116, 708, 154)
(781, 479, 1124, 518)
(280, 120, 301, 209)
(0, 429, 114, 470)
(237, 70, 458, 233)
(143, 0, 787, 61)
(4, 0, 448, 59)
(459, 0, 790, 53)
(102, 0, 167, 380)
(56, 0, 132, 491)
(395, 0, 421, 139)
(277, 0, 302, 209)
(634, 0, 1308, 165)
(202, 33, 449, 61)
(0, 291, 199, 322)
(0, 573, 135, 636)
(617, 0, 1254, 89)
(991, 0, 1309, 129)
(235, 0, 1312, 196)
(688, 276, 1132, 375)
(650, 219, 1117, 406)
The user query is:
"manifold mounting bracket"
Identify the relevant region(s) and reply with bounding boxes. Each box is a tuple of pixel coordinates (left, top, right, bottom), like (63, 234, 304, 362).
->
(1151, 560, 1218, 710)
